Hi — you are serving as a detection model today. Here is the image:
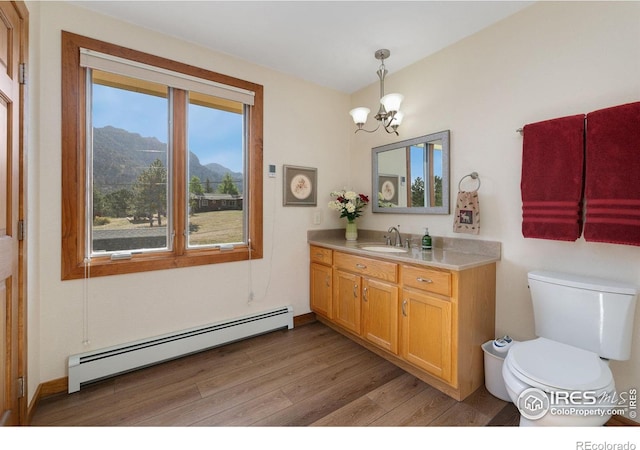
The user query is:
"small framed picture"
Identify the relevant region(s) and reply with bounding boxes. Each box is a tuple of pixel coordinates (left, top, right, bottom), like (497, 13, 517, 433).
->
(283, 165, 317, 206)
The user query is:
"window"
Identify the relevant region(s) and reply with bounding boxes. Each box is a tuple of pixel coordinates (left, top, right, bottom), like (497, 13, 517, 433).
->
(61, 32, 263, 279)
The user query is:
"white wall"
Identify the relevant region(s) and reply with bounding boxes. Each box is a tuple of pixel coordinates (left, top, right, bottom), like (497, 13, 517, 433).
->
(27, 1, 351, 401)
(351, 1, 640, 421)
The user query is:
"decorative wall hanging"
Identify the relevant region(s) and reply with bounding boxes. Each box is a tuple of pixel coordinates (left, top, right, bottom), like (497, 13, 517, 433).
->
(453, 172, 481, 235)
(283, 165, 317, 206)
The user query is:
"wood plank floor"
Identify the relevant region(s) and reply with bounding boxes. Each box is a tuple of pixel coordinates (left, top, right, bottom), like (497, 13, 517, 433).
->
(31, 321, 520, 427)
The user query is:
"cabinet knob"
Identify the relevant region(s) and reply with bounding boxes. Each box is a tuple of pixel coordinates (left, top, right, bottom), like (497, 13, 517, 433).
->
(402, 299, 408, 316)
(325, 275, 330, 287)
(356, 263, 367, 269)
(363, 287, 368, 302)
(416, 277, 433, 283)
(353, 284, 358, 298)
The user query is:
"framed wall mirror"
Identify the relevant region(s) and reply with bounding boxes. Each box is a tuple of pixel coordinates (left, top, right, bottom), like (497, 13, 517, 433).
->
(372, 130, 450, 214)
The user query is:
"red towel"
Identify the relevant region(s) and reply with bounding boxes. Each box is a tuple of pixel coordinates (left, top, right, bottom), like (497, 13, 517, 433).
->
(584, 101, 640, 246)
(521, 114, 585, 241)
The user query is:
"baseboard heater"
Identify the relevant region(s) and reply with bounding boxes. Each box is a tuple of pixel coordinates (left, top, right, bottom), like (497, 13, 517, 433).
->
(68, 305, 294, 393)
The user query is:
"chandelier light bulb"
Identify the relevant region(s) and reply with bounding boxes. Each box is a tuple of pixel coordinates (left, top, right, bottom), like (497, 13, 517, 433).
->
(380, 93, 404, 114)
(349, 107, 370, 125)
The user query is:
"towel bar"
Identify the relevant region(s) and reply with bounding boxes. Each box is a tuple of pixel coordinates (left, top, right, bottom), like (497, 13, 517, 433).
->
(458, 172, 481, 192)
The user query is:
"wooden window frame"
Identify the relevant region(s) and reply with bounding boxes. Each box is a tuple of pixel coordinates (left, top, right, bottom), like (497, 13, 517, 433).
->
(61, 31, 263, 280)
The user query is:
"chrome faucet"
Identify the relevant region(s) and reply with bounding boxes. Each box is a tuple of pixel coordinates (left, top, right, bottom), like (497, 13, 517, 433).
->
(387, 225, 402, 247)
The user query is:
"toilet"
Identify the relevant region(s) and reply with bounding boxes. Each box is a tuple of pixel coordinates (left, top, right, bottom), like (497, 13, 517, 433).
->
(502, 270, 637, 426)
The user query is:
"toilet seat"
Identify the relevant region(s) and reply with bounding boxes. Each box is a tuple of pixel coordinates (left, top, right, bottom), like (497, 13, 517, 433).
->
(505, 337, 613, 392)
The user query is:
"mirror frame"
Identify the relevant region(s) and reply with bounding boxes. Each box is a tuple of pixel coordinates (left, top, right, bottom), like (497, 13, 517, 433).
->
(372, 130, 450, 215)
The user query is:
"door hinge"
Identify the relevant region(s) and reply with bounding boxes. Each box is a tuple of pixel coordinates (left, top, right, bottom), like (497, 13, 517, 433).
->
(17, 377, 24, 398)
(18, 63, 26, 85)
(17, 219, 25, 241)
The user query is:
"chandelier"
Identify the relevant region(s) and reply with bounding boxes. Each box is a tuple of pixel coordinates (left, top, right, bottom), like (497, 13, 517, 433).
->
(349, 49, 404, 136)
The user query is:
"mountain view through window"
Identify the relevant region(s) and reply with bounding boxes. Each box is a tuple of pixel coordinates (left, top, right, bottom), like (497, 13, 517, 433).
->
(90, 69, 245, 255)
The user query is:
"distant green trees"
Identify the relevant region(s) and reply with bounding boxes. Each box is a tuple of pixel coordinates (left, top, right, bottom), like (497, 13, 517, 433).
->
(434, 175, 442, 206)
(218, 172, 240, 195)
(105, 189, 135, 217)
(93, 160, 242, 223)
(189, 175, 204, 212)
(93, 188, 134, 219)
(411, 177, 425, 207)
(410, 175, 443, 207)
(131, 158, 167, 226)
(204, 178, 214, 193)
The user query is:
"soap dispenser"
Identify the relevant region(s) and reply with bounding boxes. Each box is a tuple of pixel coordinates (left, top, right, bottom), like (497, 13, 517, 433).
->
(421, 227, 432, 251)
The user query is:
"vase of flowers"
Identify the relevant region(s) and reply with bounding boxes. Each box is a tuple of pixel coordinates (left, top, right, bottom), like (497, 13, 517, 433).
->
(328, 190, 370, 241)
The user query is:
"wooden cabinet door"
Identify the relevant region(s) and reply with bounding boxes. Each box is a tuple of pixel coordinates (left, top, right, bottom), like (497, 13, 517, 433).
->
(401, 289, 452, 383)
(310, 262, 332, 318)
(333, 269, 361, 334)
(362, 278, 399, 354)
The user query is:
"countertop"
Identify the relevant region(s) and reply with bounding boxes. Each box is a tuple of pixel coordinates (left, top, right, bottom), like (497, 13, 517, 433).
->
(308, 229, 501, 271)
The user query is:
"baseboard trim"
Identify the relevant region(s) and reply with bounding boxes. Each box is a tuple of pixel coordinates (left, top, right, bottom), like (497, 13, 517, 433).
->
(39, 377, 68, 397)
(293, 312, 316, 327)
(26, 384, 41, 425)
(27, 377, 67, 424)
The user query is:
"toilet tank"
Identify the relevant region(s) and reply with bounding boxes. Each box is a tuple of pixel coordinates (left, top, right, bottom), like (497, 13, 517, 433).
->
(528, 271, 638, 360)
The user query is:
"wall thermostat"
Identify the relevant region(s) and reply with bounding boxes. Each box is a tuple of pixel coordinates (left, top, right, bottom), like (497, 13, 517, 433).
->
(268, 164, 276, 178)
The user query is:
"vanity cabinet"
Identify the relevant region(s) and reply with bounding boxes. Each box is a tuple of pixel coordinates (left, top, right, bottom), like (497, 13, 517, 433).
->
(363, 278, 399, 354)
(333, 252, 399, 351)
(310, 262, 333, 319)
(309, 246, 333, 319)
(333, 273, 400, 353)
(401, 290, 452, 382)
(333, 269, 362, 333)
(401, 265, 453, 382)
(309, 243, 496, 401)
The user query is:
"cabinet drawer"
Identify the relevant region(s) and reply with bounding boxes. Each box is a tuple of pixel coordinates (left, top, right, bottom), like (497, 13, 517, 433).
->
(402, 265, 451, 297)
(334, 252, 397, 283)
(310, 245, 332, 265)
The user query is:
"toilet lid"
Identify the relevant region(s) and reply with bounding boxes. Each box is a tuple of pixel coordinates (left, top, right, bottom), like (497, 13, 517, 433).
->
(507, 338, 613, 391)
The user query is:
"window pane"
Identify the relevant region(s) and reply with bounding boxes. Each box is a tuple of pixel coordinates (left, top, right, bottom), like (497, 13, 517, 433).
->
(430, 142, 444, 207)
(409, 143, 443, 207)
(410, 144, 426, 207)
(90, 70, 170, 254)
(187, 92, 245, 247)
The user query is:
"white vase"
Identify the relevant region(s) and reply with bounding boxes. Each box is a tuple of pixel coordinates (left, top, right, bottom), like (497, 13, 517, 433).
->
(345, 221, 358, 241)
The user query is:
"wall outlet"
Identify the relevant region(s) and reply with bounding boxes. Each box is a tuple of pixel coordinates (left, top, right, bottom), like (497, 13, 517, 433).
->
(313, 210, 322, 225)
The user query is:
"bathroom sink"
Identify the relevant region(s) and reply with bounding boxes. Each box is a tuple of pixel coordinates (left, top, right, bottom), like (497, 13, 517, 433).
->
(359, 246, 408, 253)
